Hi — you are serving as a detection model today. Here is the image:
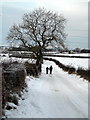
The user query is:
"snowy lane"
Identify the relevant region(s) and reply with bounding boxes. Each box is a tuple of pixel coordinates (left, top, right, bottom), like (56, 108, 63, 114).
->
(5, 60, 88, 118)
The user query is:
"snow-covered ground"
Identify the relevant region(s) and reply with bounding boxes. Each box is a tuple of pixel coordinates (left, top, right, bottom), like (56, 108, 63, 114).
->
(46, 56, 89, 70)
(0, 53, 89, 69)
(44, 52, 90, 57)
(0, 55, 36, 64)
(54, 53, 90, 57)
(5, 60, 88, 118)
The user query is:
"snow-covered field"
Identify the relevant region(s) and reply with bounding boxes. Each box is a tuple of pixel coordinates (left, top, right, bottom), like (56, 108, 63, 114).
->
(44, 52, 90, 57)
(0, 54, 36, 64)
(5, 60, 88, 118)
(54, 53, 90, 57)
(46, 56, 89, 70)
(0, 53, 89, 69)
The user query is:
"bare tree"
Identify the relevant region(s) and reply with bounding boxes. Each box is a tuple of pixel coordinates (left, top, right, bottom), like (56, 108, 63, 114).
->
(7, 8, 67, 65)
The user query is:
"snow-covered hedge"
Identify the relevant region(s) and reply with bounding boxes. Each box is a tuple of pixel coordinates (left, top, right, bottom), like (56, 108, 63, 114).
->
(24, 61, 42, 77)
(2, 62, 26, 110)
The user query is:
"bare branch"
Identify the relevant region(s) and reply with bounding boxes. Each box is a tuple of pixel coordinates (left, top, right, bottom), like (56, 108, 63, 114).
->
(7, 8, 67, 61)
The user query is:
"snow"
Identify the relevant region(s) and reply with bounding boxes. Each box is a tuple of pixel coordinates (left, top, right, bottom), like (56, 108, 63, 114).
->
(5, 60, 88, 118)
(0, 53, 9, 57)
(0, 53, 89, 69)
(55, 53, 90, 57)
(43, 52, 90, 57)
(0, 55, 36, 64)
(6, 102, 17, 109)
(46, 56, 89, 70)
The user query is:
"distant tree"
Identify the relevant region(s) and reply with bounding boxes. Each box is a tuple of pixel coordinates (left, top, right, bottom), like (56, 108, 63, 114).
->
(81, 49, 90, 53)
(74, 48, 81, 53)
(7, 8, 67, 65)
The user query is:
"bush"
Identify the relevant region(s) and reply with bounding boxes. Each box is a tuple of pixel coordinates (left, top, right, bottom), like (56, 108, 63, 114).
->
(25, 61, 36, 75)
(24, 61, 41, 77)
(2, 62, 26, 109)
(6, 105, 12, 110)
(63, 65, 70, 72)
(68, 66, 76, 74)
(3, 64, 26, 91)
(77, 67, 90, 81)
(12, 96, 18, 105)
(7, 95, 18, 105)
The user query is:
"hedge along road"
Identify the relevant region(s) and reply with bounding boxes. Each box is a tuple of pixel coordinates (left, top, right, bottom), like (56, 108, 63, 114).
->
(5, 60, 88, 118)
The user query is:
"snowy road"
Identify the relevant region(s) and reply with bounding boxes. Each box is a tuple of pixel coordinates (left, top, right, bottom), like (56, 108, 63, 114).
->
(5, 60, 88, 118)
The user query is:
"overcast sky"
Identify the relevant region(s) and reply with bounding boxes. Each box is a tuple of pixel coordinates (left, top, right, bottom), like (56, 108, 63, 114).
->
(0, 0, 89, 49)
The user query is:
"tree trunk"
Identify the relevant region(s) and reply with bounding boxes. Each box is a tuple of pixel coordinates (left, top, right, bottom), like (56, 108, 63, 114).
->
(36, 49, 43, 66)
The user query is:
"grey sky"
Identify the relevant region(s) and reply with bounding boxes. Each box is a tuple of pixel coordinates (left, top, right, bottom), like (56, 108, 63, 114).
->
(0, 0, 89, 49)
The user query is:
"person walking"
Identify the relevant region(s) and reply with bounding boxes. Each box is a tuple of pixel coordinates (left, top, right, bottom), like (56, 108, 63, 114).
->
(50, 65, 53, 74)
(46, 67, 49, 74)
